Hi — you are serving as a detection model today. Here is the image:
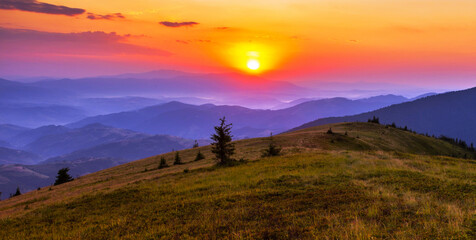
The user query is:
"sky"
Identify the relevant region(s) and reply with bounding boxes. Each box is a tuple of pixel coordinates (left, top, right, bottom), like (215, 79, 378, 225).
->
(0, 0, 475, 89)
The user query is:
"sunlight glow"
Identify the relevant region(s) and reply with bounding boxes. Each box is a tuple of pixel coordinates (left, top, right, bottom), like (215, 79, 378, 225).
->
(247, 59, 260, 70)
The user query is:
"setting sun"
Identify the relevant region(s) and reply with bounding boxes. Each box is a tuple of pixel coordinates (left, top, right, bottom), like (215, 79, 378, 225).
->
(247, 59, 260, 70)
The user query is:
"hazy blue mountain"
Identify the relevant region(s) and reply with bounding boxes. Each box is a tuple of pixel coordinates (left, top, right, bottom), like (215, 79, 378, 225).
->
(97, 70, 195, 79)
(68, 94, 410, 139)
(0, 147, 40, 165)
(10, 125, 71, 147)
(44, 135, 210, 163)
(290, 87, 476, 144)
(78, 97, 165, 115)
(23, 123, 149, 158)
(410, 92, 438, 101)
(0, 124, 30, 142)
(29, 72, 308, 107)
(0, 140, 11, 148)
(0, 102, 86, 128)
(0, 78, 75, 104)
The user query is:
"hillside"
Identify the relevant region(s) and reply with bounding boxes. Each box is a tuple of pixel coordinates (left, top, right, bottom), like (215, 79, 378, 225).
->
(0, 135, 207, 200)
(291, 87, 476, 145)
(0, 122, 474, 239)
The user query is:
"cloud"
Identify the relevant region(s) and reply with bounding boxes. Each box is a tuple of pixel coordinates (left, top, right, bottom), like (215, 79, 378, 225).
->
(0, 27, 170, 57)
(159, 21, 199, 28)
(0, 0, 85, 16)
(87, 12, 125, 20)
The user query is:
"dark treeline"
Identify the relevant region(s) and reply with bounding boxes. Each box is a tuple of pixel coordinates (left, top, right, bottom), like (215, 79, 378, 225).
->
(367, 116, 476, 158)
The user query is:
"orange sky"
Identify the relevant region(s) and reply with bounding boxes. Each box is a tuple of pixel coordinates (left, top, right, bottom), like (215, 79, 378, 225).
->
(1, 0, 475, 87)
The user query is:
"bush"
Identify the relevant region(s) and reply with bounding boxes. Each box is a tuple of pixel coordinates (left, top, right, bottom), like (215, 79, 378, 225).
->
(327, 128, 333, 134)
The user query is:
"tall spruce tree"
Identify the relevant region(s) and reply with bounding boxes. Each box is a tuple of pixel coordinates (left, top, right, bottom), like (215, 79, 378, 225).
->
(54, 168, 74, 186)
(173, 152, 182, 165)
(211, 117, 235, 165)
(159, 157, 168, 169)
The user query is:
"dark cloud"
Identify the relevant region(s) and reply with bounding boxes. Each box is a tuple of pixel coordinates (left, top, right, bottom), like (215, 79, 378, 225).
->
(0, 0, 85, 16)
(0, 27, 171, 56)
(159, 21, 199, 28)
(87, 12, 125, 20)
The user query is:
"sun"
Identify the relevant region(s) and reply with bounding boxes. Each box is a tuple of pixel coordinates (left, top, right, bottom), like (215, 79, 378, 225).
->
(247, 59, 260, 70)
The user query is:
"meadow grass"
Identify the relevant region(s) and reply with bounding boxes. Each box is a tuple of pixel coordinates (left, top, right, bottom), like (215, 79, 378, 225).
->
(0, 123, 474, 239)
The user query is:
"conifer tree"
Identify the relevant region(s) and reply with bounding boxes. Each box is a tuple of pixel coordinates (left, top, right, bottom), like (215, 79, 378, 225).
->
(54, 168, 74, 186)
(211, 117, 235, 165)
(13, 187, 21, 197)
(193, 140, 199, 148)
(262, 133, 281, 157)
(194, 151, 205, 161)
(159, 157, 168, 169)
(173, 152, 182, 165)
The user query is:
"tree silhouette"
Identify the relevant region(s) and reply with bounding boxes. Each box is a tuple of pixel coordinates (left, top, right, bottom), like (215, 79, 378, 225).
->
(262, 133, 281, 157)
(211, 117, 235, 165)
(194, 151, 205, 161)
(13, 187, 21, 197)
(54, 168, 74, 186)
(193, 140, 199, 148)
(159, 157, 168, 169)
(173, 152, 182, 165)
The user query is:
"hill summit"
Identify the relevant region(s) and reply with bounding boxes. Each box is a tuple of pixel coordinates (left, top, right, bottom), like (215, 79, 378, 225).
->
(0, 122, 474, 239)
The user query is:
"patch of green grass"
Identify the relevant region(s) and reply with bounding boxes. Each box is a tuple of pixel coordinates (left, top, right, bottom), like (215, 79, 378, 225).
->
(1, 123, 475, 239)
(1, 150, 474, 239)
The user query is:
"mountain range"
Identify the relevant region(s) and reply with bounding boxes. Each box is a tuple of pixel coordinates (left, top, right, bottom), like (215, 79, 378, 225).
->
(291, 87, 476, 145)
(68, 95, 411, 139)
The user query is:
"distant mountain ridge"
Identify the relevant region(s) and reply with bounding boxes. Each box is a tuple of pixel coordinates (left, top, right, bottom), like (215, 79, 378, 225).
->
(67, 94, 412, 139)
(290, 87, 476, 144)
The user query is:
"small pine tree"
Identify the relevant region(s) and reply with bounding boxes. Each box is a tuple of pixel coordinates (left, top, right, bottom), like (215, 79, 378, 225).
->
(211, 117, 235, 165)
(13, 187, 21, 197)
(327, 128, 333, 134)
(159, 157, 168, 169)
(193, 140, 199, 148)
(54, 168, 74, 186)
(262, 133, 282, 157)
(368, 116, 380, 124)
(194, 151, 205, 161)
(173, 152, 182, 165)
(391, 122, 396, 128)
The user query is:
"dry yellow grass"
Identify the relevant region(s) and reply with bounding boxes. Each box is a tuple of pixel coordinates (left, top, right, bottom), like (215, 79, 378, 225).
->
(0, 123, 474, 239)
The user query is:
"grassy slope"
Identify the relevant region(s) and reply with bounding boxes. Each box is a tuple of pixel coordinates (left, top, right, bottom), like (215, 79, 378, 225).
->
(0, 122, 475, 239)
